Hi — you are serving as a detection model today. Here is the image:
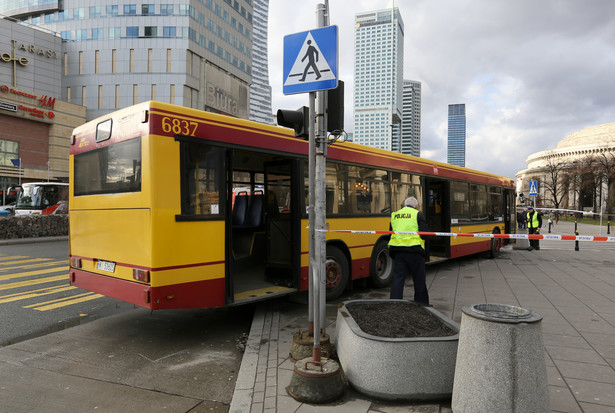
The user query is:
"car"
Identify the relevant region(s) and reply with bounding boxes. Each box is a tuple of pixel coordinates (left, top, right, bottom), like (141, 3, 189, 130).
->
(0, 202, 16, 216)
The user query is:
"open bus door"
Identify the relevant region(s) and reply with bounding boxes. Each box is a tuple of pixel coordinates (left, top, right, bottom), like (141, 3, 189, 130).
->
(226, 154, 299, 305)
(424, 178, 451, 262)
(263, 160, 301, 288)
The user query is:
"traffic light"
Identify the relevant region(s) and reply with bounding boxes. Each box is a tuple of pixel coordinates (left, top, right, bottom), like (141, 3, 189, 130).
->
(327, 80, 344, 134)
(277, 106, 310, 138)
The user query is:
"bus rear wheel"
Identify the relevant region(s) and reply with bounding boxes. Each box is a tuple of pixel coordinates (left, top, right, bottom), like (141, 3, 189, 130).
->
(489, 227, 502, 258)
(325, 246, 349, 300)
(370, 239, 394, 288)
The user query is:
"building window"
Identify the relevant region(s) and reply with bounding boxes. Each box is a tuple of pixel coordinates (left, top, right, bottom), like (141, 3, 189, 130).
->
(76, 29, 87, 40)
(148, 49, 153, 72)
(112, 49, 117, 73)
(144, 26, 157, 37)
(74, 8, 85, 19)
(109, 27, 120, 39)
(78, 51, 83, 74)
(133, 84, 138, 105)
(124, 4, 137, 15)
(91, 28, 103, 40)
(161, 4, 174, 15)
(63, 53, 68, 75)
(166, 49, 172, 72)
(126, 27, 138, 38)
(130, 49, 135, 72)
(95, 50, 99, 73)
(82, 86, 86, 106)
(151, 84, 156, 100)
(106, 5, 118, 16)
(0, 140, 19, 167)
(115, 85, 120, 108)
(98, 85, 103, 109)
(170, 84, 175, 103)
(163, 26, 176, 37)
(89, 6, 101, 18)
(44, 13, 54, 23)
(61, 31, 70, 41)
(142, 4, 155, 15)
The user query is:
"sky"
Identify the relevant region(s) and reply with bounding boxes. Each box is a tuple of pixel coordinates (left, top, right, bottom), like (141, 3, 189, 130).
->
(266, 0, 615, 179)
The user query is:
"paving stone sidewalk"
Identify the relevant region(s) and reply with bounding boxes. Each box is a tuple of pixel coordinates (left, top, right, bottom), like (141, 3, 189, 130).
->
(231, 239, 615, 413)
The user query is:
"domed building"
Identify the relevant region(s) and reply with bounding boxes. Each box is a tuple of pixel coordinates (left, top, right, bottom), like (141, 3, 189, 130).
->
(516, 122, 615, 213)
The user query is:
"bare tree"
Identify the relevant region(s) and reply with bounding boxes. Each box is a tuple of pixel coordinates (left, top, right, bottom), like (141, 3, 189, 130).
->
(542, 157, 567, 210)
(595, 150, 615, 215)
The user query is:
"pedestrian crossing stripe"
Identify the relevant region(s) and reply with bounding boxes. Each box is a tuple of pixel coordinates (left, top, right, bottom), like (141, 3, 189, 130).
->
(283, 32, 336, 87)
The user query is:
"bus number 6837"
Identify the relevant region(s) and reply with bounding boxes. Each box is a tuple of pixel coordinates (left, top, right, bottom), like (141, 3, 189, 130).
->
(161, 117, 199, 137)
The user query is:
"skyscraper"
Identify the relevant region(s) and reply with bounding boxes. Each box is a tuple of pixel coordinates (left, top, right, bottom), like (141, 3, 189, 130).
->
(1, 0, 254, 122)
(353, 7, 404, 152)
(249, 0, 273, 125)
(402, 80, 421, 157)
(447, 103, 466, 167)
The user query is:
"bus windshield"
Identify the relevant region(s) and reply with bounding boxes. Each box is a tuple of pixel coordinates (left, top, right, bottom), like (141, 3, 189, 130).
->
(15, 183, 68, 215)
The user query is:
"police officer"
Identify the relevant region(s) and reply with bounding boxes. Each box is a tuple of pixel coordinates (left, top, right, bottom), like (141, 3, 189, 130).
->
(526, 205, 542, 251)
(388, 196, 429, 305)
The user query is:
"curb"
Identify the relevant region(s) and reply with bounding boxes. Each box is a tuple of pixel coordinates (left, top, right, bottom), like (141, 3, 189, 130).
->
(0, 236, 68, 246)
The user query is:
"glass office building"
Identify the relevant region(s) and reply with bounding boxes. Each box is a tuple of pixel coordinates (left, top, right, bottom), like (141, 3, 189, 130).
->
(1, 0, 254, 121)
(401, 79, 421, 157)
(447, 103, 466, 167)
(248, 0, 272, 125)
(353, 7, 404, 152)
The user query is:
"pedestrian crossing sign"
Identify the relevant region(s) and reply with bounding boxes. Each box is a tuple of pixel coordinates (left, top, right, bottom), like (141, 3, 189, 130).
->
(529, 180, 538, 196)
(283, 25, 338, 95)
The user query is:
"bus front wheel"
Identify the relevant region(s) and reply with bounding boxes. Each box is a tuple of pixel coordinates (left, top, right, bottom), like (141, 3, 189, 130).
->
(370, 239, 394, 288)
(325, 246, 349, 300)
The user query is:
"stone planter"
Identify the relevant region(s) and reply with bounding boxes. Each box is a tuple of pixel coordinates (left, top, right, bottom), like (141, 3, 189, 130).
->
(335, 299, 460, 401)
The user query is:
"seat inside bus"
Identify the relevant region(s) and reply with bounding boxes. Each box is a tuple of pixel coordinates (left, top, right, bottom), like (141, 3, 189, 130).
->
(232, 190, 265, 264)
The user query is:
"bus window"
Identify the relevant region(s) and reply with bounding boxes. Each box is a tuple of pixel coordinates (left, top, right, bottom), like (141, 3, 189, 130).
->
(451, 181, 470, 222)
(391, 172, 421, 211)
(74, 138, 141, 196)
(488, 186, 503, 221)
(470, 184, 488, 221)
(180, 143, 225, 217)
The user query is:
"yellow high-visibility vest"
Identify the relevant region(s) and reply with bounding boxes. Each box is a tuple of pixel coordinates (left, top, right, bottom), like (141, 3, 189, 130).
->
(388, 206, 425, 249)
(527, 212, 540, 228)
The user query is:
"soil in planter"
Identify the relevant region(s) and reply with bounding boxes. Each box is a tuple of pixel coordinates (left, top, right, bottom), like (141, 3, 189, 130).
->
(347, 301, 457, 338)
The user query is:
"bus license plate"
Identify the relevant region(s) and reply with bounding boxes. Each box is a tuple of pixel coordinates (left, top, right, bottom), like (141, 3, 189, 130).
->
(96, 260, 116, 273)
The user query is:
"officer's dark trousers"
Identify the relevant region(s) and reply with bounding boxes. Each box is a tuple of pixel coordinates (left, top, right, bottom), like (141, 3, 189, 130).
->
(390, 251, 429, 305)
(528, 227, 540, 249)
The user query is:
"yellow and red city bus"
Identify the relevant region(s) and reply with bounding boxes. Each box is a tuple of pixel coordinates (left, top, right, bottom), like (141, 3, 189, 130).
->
(68, 101, 515, 310)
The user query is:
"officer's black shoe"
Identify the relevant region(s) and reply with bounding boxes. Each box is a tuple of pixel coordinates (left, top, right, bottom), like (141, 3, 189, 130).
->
(527, 246, 534, 251)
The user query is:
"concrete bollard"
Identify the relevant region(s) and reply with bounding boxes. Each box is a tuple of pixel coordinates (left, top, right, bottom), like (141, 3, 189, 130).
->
(452, 303, 549, 413)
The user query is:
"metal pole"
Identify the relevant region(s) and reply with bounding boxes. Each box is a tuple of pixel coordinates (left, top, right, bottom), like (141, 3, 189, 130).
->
(308, 92, 316, 336)
(311, 2, 328, 363)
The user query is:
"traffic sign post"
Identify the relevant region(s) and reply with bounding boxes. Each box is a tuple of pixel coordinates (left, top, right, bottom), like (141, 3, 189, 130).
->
(529, 180, 538, 208)
(283, 3, 344, 404)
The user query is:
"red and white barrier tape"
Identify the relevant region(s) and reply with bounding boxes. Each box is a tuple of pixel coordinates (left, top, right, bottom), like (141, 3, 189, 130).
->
(315, 229, 615, 242)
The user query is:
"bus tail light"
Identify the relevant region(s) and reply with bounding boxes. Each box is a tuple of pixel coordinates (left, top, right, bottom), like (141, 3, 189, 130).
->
(133, 268, 150, 283)
(70, 257, 82, 268)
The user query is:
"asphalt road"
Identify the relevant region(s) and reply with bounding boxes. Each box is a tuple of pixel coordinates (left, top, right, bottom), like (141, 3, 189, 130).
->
(0, 240, 150, 346)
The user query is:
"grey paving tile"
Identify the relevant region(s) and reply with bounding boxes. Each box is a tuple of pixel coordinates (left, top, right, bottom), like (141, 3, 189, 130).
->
(542, 333, 591, 350)
(546, 345, 609, 365)
(549, 385, 583, 413)
(547, 365, 566, 387)
(566, 378, 615, 408)
(554, 359, 615, 384)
